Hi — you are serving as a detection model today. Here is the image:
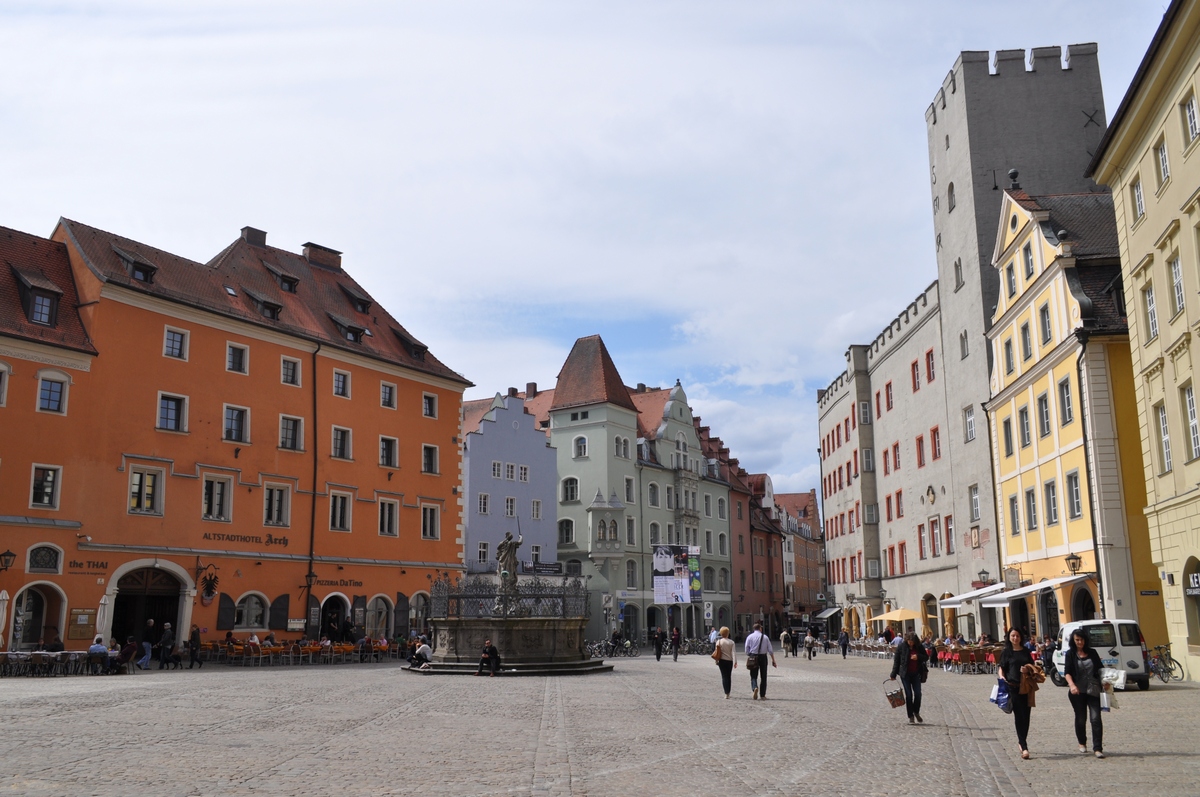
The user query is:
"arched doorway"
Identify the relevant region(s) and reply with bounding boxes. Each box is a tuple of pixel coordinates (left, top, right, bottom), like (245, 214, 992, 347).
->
(717, 605, 728, 631)
(646, 606, 662, 635)
(409, 593, 430, 640)
(1071, 585, 1096, 622)
(112, 568, 181, 647)
(622, 602, 640, 643)
(1039, 588, 1061, 640)
(1008, 598, 1030, 635)
(10, 584, 66, 650)
(321, 595, 349, 641)
(365, 596, 392, 640)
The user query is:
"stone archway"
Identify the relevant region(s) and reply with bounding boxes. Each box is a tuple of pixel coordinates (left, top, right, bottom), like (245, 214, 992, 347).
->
(9, 582, 67, 651)
(112, 568, 183, 648)
(1071, 585, 1096, 622)
(1039, 588, 1061, 640)
(102, 559, 195, 644)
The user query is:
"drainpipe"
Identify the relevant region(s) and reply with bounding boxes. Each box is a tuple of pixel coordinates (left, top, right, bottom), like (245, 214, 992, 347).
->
(307, 342, 322, 633)
(1074, 329, 1107, 619)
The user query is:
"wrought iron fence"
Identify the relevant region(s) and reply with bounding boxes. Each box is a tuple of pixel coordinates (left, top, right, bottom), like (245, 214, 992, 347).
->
(430, 575, 591, 619)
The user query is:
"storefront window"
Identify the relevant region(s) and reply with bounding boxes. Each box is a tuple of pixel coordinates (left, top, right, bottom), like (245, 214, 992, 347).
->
(234, 595, 266, 629)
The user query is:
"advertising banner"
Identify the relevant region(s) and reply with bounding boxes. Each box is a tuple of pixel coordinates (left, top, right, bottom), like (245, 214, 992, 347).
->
(652, 545, 703, 604)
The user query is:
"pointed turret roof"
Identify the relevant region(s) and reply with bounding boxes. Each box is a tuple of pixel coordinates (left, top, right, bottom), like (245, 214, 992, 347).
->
(549, 334, 637, 412)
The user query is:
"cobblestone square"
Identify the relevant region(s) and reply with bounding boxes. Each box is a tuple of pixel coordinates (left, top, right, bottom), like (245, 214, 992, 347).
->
(1, 651, 1197, 797)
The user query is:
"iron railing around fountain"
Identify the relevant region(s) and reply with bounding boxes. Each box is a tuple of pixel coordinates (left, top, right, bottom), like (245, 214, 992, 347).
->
(430, 575, 591, 619)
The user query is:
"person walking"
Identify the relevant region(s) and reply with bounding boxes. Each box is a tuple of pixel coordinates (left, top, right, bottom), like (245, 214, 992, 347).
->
(157, 623, 176, 670)
(652, 627, 665, 662)
(670, 626, 681, 662)
(780, 629, 791, 658)
(889, 632, 929, 724)
(998, 627, 1037, 759)
(137, 618, 156, 670)
(1063, 628, 1105, 758)
(187, 624, 203, 670)
(804, 631, 816, 660)
(838, 629, 850, 659)
(715, 627, 737, 698)
(744, 622, 777, 700)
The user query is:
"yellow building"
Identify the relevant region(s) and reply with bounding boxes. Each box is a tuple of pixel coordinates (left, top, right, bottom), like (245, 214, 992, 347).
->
(983, 184, 1167, 647)
(1087, 0, 1200, 679)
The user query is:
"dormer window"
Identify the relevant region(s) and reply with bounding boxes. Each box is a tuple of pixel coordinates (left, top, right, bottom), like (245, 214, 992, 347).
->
(339, 283, 372, 314)
(328, 312, 366, 344)
(112, 245, 157, 284)
(262, 303, 281, 320)
(31, 293, 55, 325)
(243, 287, 283, 321)
(392, 328, 427, 360)
(131, 264, 154, 283)
(262, 261, 300, 294)
(11, 264, 62, 327)
(280, 275, 298, 293)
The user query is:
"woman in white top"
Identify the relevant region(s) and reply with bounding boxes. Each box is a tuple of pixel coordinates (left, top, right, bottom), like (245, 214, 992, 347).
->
(715, 627, 737, 698)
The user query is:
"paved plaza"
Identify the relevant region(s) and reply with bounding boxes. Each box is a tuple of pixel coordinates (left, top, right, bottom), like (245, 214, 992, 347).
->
(1, 650, 1197, 797)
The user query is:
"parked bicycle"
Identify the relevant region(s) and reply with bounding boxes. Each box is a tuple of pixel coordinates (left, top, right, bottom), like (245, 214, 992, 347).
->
(1148, 643, 1184, 682)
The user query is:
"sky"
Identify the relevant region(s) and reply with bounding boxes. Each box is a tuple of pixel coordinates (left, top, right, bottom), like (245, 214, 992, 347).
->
(0, 0, 1169, 494)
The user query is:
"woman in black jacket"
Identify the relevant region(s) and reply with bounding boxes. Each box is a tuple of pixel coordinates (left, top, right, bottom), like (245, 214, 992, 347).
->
(997, 627, 1036, 759)
(1063, 628, 1105, 758)
(889, 632, 929, 724)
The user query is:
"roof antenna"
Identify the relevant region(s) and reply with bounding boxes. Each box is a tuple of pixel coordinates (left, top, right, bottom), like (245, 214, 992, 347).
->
(990, 169, 999, 190)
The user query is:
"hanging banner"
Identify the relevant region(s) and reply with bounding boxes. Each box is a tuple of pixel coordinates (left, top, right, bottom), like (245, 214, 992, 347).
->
(653, 545, 698, 605)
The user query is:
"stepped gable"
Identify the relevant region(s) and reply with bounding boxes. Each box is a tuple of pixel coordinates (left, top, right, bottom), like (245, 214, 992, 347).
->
(55, 218, 470, 385)
(0, 225, 96, 355)
(548, 335, 636, 412)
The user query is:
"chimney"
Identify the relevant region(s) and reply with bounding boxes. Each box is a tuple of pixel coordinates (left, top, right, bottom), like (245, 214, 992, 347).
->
(636, 383, 646, 392)
(302, 242, 342, 270)
(526, 382, 538, 398)
(241, 227, 267, 247)
(507, 387, 519, 398)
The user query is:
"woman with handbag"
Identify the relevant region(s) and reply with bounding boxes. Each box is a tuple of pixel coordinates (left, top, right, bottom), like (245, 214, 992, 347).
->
(713, 627, 737, 698)
(997, 627, 1036, 759)
(1063, 628, 1105, 758)
(889, 632, 928, 724)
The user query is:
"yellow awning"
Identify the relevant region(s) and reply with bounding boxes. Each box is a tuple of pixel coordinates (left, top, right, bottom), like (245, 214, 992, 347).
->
(870, 608, 922, 623)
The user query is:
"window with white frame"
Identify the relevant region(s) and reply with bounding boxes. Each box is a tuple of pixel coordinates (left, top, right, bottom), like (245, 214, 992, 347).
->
(718, 497, 726, 519)
(626, 560, 637, 588)
(492, 461, 502, 479)
(531, 499, 542, 520)
(573, 436, 587, 458)
(332, 427, 352, 459)
(705, 529, 713, 554)
(626, 517, 636, 546)
(280, 416, 303, 451)
(1185, 384, 1200, 460)
(1067, 471, 1083, 518)
(531, 544, 541, 563)
(625, 477, 634, 504)
(421, 505, 439, 539)
(704, 494, 711, 517)
(1157, 138, 1171, 186)
(421, 445, 438, 473)
(1132, 177, 1145, 219)
(30, 465, 61, 509)
(379, 436, 398, 467)
(379, 499, 398, 537)
(163, 327, 189, 360)
(862, 447, 874, 471)
(380, 382, 396, 409)
(333, 370, 350, 398)
(1021, 323, 1032, 360)
(649, 522, 660, 545)
(1039, 303, 1052, 345)
(281, 357, 301, 386)
(226, 343, 248, 374)
(969, 484, 980, 521)
(964, 406, 975, 441)
(519, 465, 529, 482)
(648, 483, 659, 506)
(478, 542, 489, 564)
(1171, 256, 1185, 315)
(558, 518, 574, 544)
(1037, 393, 1051, 437)
(234, 595, 266, 629)
(960, 330, 969, 359)
(1184, 92, 1200, 144)
(37, 373, 68, 414)
(1044, 480, 1058, 526)
(1158, 403, 1173, 472)
(330, 492, 351, 531)
(1023, 243, 1034, 278)
(478, 494, 489, 515)
(202, 475, 231, 521)
(1018, 406, 1031, 447)
(1009, 495, 1020, 535)
(223, 404, 249, 442)
(128, 467, 162, 514)
(158, 393, 187, 431)
(264, 484, 289, 526)
(562, 478, 578, 502)
(1004, 339, 1014, 374)
(422, 393, 437, 418)
(505, 463, 515, 480)
(1059, 378, 1074, 425)
(505, 497, 515, 518)
(1006, 263, 1016, 297)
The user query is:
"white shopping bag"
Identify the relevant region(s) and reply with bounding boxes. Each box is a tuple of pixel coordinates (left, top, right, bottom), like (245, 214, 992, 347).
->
(1100, 667, 1126, 691)
(989, 683, 1000, 704)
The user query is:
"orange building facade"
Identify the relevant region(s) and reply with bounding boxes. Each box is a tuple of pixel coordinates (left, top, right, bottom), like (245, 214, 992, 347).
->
(0, 220, 469, 651)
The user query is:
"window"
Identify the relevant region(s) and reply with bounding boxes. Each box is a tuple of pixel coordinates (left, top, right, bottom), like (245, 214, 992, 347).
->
(1059, 378, 1074, 425)
(573, 436, 588, 458)
(883, 449, 890, 475)
(1185, 385, 1200, 460)
(1037, 394, 1051, 437)
(1157, 139, 1171, 185)
(930, 517, 941, 556)
(30, 465, 61, 508)
(892, 442, 900, 469)
(226, 344, 247, 374)
(28, 292, 57, 326)
(875, 391, 881, 418)
(1067, 471, 1083, 518)
(519, 465, 529, 482)
(918, 523, 927, 559)
(1004, 339, 1014, 374)
(1018, 407, 1031, 447)
(860, 400, 871, 425)
(477, 493, 490, 515)
(330, 493, 351, 531)
(626, 518, 636, 546)
(704, 494, 711, 517)
(566, 559, 582, 576)
(885, 382, 893, 410)
(1023, 243, 1034, 278)
(492, 461, 502, 479)
(626, 477, 635, 504)
(911, 360, 921, 392)
(1009, 495, 1020, 535)
(203, 476, 231, 521)
(895, 489, 903, 518)
(28, 545, 61, 574)
(945, 515, 955, 554)
(477, 542, 489, 564)
(925, 350, 936, 383)
(622, 559, 637, 589)
(666, 486, 674, 509)
(332, 427, 351, 459)
(1021, 323, 1032, 360)
(280, 416, 302, 450)
(954, 258, 964, 289)
(916, 435, 925, 467)
(234, 595, 266, 629)
(562, 478, 579, 503)
(1158, 403, 1173, 472)
(718, 568, 729, 592)
(223, 405, 248, 442)
(1184, 93, 1200, 144)
(38, 377, 65, 413)
(717, 497, 727, 519)
(1024, 488, 1038, 530)
(1038, 303, 1052, 345)
(129, 468, 161, 514)
(531, 544, 542, 563)
(558, 519, 575, 544)
(969, 484, 980, 521)
(333, 370, 350, 398)
(380, 436, 398, 467)
(158, 394, 186, 431)
(1044, 481, 1058, 526)
(422, 393, 437, 418)
(898, 542, 907, 574)
(1147, 283, 1156, 338)
(1171, 257, 1185, 315)
(947, 182, 955, 212)
(281, 357, 300, 386)
(381, 382, 396, 409)
(264, 485, 289, 526)
(704, 529, 713, 554)
(1003, 418, 1013, 457)
(1006, 263, 1016, 297)
(960, 330, 969, 359)
(422, 445, 438, 473)
(499, 462, 511, 481)
(963, 406, 976, 442)
(862, 448, 874, 472)
(163, 328, 188, 359)
(505, 497, 515, 518)
(737, 501, 743, 520)
(930, 426, 941, 460)
(648, 483, 659, 507)
(1131, 178, 1146, 221)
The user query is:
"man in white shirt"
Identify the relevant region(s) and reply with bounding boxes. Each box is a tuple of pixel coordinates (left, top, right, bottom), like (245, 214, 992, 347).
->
(709, 627, 719, 645)
(744, 622, 777, 700)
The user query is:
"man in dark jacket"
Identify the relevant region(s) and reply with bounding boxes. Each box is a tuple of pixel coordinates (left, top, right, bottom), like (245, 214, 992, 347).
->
(158, 622, 176, 670)
(670, 626, 681, 662)
(652, 627, 665, 661)
(889, 632, 929, 724)
(476, 639, 501, 676)
(838, 629, 850, 658)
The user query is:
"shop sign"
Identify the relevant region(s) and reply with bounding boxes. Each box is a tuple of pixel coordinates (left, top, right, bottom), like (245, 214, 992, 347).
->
(520, 562, 563, 574)
(68, 608, 96, 640)
(200, 532, 290, 548)
(1140, 590, 1161, 596)
(67, 559, 108, 576)
(287, 619, 305, 631)
(315, 579, 363, 587)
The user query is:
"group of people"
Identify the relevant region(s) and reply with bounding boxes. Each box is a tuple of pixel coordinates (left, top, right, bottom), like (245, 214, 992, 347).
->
(710, 622, 778, 699)
(136, 619, 205, 670)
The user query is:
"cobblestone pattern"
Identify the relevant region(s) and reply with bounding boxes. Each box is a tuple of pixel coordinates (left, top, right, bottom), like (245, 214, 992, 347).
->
(0, 651, 1197, 796)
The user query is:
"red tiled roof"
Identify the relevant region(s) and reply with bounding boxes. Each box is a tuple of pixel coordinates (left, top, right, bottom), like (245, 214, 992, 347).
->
(549, 335, 636, 412)
(0, 225, 96, 355)
(461, 397, 497, 435)
(776, 491, 817, 521)
(55, 219, 470, 386)
(629, 387, 670, 439)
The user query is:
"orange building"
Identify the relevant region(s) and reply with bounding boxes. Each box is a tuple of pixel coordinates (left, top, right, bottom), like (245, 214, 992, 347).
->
(0, 220, 469, 652)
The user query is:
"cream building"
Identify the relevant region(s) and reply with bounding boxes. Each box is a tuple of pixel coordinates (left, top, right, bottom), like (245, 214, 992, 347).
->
(1087, 0, 1200, 678)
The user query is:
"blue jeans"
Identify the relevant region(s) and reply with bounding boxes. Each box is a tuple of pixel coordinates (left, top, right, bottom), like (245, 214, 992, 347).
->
(749, 655, 768, 696)
(900, 673, 923, 718)
(137, 642, 152, 669)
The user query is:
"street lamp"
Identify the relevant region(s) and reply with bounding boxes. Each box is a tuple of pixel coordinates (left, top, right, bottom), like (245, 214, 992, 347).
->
(0, 549, 15, 572)
(977, 568, 991, 584)
(1064, 552, 1083, 576)
(878, 588, 887, 601)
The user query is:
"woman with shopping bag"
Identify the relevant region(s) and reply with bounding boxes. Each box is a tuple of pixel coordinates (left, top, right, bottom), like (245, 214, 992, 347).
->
(889, 632, 929, 725)
(998, 627, 1037, 759)
(1063, 628, 1105, 758)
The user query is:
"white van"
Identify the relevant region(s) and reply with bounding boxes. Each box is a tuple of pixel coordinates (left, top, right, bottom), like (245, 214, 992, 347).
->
(1049, 619, 1150, 691)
